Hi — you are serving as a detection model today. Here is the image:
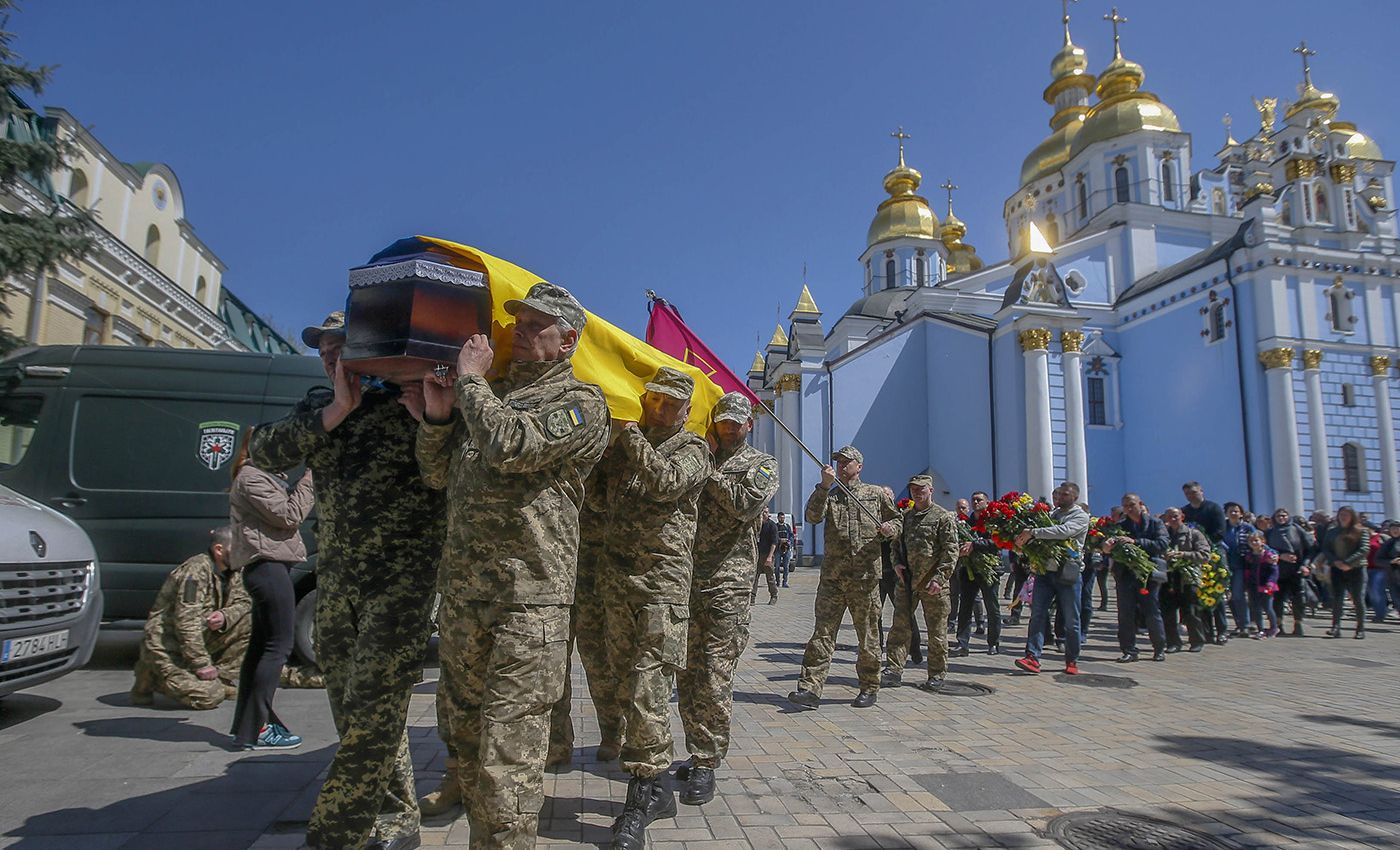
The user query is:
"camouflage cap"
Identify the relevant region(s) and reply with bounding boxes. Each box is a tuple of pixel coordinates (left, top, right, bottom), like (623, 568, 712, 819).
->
(504, 282, 587, 332)
(908, 474, 934, 488)
(832, 445, 862, 464)
(711, 391, 754, 424)
(301, 310, 346, 348)
(643, 365, 694, 400)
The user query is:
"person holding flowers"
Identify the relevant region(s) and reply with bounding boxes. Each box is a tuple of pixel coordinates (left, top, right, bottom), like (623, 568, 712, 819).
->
(951, 491, 1002, 657)
(1161, 508, 1209, 653)
(1103, 493, 1169, 663)
(1010, 482, 1090, 675)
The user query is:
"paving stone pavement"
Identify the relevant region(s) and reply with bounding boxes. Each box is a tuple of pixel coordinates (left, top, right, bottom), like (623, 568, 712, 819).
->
(3, 569, 1400, 849)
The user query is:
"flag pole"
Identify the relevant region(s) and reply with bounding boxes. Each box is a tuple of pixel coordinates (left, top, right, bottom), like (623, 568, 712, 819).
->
(754, 397, 885, 526)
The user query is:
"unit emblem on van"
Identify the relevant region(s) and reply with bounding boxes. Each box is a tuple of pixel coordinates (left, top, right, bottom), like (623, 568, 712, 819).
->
(198, 421, 240, 471)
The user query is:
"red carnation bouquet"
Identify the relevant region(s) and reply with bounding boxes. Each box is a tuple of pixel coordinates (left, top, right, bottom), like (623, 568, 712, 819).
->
(1086, 516, 1116, 553)
(897, 497, 914, 511)
(973, 491, 1074, 575)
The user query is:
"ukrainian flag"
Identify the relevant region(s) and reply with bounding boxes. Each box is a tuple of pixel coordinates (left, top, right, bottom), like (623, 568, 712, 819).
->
(413, 236, 724, 436)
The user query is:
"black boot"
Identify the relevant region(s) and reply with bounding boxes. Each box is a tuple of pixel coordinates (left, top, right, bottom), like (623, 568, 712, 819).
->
(680, 765, 715, 806)
(611, 777, 676, 850)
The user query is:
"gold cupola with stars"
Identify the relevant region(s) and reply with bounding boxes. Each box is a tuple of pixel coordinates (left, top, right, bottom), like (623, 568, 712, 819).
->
(867, 127, 939, 248)
(937, 178, 984, 276)
(1020, 1, 1097, 187)
(1069, 7, 1182, 158)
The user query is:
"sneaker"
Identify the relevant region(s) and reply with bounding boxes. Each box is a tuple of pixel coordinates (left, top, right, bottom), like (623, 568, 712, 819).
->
(252, 724, 302, 750)
(949, 645, 970, 658)
(1265, 627, 1280, 638)
(1064, 662, 1079, 675)
(1116, 652, 1138, 663)
(1014, 656, 1041, 674)
(987, 644, 1000, 656)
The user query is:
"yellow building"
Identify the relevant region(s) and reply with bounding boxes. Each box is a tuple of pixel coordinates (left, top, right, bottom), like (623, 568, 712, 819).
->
(1, 106, 293, 353)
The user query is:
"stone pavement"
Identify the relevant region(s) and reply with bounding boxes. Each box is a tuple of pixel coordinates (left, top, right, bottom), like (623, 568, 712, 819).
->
(3, 569, 1400, 849)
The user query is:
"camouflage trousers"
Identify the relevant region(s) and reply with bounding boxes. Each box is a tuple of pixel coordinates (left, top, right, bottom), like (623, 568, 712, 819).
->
(604, 595, 689, 778)
(131, 614, 250, 710)
(678, 587, 751, 768)
(885, 591, 950, 678)
(439, 599, 570, 850)
(307, 582, 434, 850)
(797, 576, 881, 696)
(548, 572, 612, 755)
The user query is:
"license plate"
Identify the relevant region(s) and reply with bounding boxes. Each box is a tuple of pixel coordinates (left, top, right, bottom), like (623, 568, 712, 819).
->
(1, 629, 69, 663)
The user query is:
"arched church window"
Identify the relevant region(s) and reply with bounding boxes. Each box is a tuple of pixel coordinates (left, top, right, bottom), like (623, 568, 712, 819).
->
(885, 258, 897, 289)
(1327, 279, 1356, 334)
(1077, 180, 1088, 221)
(1086, 377, 1107, 426)
(1114, 166, 1130, 203)
(1208, 302, 1226, 341)
(1212, 188, 1226, 215)
(144, 224, 161, 265)
(69, 169, 90, 207)
(1161, 161, 1175, 203)
(1342, 442, 1365, 492)
(915, 256, 927, 286)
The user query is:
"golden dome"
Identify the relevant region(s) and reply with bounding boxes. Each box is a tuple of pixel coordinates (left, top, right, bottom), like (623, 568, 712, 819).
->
(1020, 12, 1094, 188)
(867, 156, 939, 247)
(1021, 118, 1085, 186)
(940, 209, 967, 242)
(1051, 40, 1090, 80)
(749, 351, 765, 374)
(1069, 50, 1180, 158)
(1331, 121, 1383, 160)
(1284, 81, 1339, 121)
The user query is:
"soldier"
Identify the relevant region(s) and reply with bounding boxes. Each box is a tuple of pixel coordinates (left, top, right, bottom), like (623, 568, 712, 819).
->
(130, 526, 250, 710)
(417, 282, 609, 850)
(598, 365, 711, 850)
(250, 310, 445, 850)
(882, 475, 959, 691)
(788, 445, 900, 710)
(676, 392, 778, 806)
(1162, 507, 1209, 653)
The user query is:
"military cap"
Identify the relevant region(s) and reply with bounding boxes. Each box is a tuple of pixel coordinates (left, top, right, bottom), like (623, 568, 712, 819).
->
(643, 365, 694, 400)
(908, 474, 934, 488)
(832, 445, 862, 464)
(301, 310, 346, 348)
(711, 391, 754, 424)
(504, 282, 588, 332)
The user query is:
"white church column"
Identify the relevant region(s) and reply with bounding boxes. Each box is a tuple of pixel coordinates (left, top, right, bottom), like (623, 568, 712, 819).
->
(1020, 328, 1054, 500)
(1061, 330, 1089, 495)
(1260, 348, 1304, 512)
(776, 376, 801, 520)
(1302, 350, 1332, 514)
(1370, 355, 1400, 520)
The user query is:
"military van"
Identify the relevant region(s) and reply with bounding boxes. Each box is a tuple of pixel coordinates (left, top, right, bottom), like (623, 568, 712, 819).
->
(0, 346, 325, 662)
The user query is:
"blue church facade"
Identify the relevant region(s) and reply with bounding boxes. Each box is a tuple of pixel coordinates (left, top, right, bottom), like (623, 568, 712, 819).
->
(748, 12, 1400, 558)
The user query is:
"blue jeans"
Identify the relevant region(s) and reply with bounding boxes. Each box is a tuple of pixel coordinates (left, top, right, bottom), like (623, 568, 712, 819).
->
(777, 548, 793, 586)
(1078, 568, 1096, 641)
(1025, 572, 1081, 663)
(1228, 555, 1249, 631)
(1367, 569, 1390, 621)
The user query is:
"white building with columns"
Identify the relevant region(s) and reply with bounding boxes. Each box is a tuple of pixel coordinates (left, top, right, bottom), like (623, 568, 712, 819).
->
(748, 10, 1400, 556)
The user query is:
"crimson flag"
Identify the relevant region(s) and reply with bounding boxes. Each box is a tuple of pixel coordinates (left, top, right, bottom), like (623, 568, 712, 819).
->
(646, 296, 759, 404)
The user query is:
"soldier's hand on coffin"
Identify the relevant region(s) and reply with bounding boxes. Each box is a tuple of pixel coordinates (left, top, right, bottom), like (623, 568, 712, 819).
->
(457, 334, 494, 377)
(195, 666, 219, 681)
(332, 360, 362, 412)
(422, 373, 456, 423)
(397, 382, 426, 423)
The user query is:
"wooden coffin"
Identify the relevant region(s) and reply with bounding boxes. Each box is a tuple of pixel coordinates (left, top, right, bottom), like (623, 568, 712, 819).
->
(341, 250, 491, 382)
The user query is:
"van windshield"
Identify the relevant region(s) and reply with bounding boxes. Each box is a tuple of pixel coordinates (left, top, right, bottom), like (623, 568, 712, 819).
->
(0, 394, 43, 469)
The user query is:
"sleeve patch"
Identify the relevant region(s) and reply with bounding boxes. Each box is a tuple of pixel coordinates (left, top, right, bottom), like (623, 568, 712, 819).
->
(545, 405, 585, 439)
(751, 462, 776, 484)
(182, 578, 198, 604)
(678, 453, 702, 477)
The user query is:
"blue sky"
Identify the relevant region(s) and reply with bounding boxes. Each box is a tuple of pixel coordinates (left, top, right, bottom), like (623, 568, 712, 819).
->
(15, 1, 1400, 370)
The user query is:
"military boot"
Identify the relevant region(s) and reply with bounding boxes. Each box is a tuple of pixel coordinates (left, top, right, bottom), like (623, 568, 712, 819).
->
(611, 776, 676, 850)
(679, 764, 715, 806)
(417, 757, 462, 817)
(547, 745, 573, 769)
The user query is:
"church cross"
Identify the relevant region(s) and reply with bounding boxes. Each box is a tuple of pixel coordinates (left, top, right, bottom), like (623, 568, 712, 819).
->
(1060, 0, 1078, 41)
(890, 126, 911, 166)
(939, 178, 959, 216)
(1293, 40, 1317, 87)
(1104, 7, 1127, 58)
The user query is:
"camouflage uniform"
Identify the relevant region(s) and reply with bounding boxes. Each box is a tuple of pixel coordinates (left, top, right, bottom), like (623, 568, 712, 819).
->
(798, 449, 901, 697)
(131, 552, 250, 709)
(418, 318, 610, 847)
(600, 404, 711, 778)
(883, 490, 959, 680)
(252, 385, 444, 850)
(678, 401, 778, 770)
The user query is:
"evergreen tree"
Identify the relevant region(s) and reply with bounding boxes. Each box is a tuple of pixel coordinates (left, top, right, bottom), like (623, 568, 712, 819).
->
(0, 0, 93, 353)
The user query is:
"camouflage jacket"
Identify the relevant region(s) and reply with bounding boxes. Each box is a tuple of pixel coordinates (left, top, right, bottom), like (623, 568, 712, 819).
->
(896, 503, 959, 597)
(249, 386, 445, 597)
(692, 444, 779, 594)
(576, 455, 615, 594)
(599, 422, 711, 604)
(804, 478, 901, 582)
(416, 360, 609, 606)
(143, 553, 250, 670)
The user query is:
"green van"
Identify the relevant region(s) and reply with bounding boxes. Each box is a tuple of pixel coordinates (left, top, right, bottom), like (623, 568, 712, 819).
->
(0, 345, 326, 661)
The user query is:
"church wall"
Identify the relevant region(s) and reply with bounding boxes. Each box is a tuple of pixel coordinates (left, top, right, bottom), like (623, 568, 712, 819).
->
(1313, 352, 1388, 517)
(924, 321, 994, 506)
(1056, 244, 1113, 305)
(1048, 349, 1067, 486)
(1083, 338, 1127, 514)
(991, 329, 1028, 496)
(1115, 264, 1252, 512)
(1155, 226, 1214, 269)
(828, 326, 929, 500)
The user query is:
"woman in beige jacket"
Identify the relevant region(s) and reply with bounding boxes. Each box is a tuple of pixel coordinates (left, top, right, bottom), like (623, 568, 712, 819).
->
(228, 428, 315, 750)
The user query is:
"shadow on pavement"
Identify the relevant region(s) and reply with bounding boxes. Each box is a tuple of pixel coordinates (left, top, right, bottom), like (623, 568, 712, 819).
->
(1297, 714, 1400, 741)
(3, 743, 335, 850)
(0, 694, 61, 731)
(1151, 733, 1400, 843)
(75, 716, 232, 746)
